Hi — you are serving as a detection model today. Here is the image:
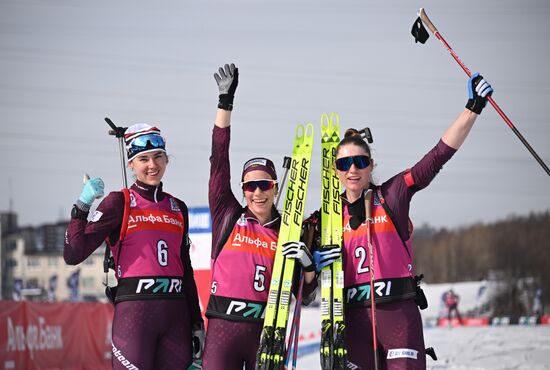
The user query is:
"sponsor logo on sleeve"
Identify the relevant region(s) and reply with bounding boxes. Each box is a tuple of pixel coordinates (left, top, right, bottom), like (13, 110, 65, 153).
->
(237, 214, 247, 226)
(90, 211, 103, 222)
(169, 198, 181, 212)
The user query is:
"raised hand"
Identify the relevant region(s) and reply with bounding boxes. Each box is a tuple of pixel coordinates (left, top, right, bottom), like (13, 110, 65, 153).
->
(214, 63, 239, 111)
(465, 72, 493, 114)
(76, 175, 104, 211)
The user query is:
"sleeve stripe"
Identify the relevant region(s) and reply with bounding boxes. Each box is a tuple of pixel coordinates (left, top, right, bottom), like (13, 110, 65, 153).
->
(403, 169, 416, 188)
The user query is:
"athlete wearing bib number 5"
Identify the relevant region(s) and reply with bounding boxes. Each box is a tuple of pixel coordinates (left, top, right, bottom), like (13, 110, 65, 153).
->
(307, 74, 494, 369)
(64, 124, 204, 370)
(202, 63, 317, 370)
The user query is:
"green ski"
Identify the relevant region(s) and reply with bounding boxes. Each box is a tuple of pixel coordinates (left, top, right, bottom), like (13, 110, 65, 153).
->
(320, 113, 346, 370)
(256, 123, 314, 370)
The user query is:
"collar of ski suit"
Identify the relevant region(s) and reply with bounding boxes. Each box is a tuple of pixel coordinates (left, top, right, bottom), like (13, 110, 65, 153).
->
(243, 206, 281, 229)
(130, 180, 165, 203)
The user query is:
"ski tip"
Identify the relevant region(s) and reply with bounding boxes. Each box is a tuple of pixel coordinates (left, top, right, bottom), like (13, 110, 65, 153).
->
(305, 122, 314, 137)
(321, 112, 340, 132)
(329, 112, 340, 124)
(320, 113, 331, 127)
(295, 123, 304, 138)
(295, 123, 314, 140)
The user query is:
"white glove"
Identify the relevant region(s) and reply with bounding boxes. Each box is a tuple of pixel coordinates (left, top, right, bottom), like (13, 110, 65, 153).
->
(282, 241, 315, 272)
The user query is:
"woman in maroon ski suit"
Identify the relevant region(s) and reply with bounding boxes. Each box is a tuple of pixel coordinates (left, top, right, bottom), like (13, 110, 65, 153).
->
(308, 73, 494, 369)
(64, 124, 204, 370)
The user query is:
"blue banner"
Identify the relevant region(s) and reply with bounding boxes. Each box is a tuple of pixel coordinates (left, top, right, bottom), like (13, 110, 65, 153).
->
(188, 207, 211, 233)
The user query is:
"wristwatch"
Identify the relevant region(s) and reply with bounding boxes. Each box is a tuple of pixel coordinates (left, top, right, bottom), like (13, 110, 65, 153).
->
(71, 205, 89, 220)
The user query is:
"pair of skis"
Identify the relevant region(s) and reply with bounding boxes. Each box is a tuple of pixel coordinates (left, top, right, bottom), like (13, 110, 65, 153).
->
(257, 115, 347, 369)
(319, 113, 347, 370)
(256, 123, 314, 370)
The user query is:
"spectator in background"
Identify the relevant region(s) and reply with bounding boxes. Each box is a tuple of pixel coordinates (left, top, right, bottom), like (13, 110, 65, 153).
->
(444, 288, 463, 326)
(12, 279, 22, 301)
(533, 287, 543, 316)
(48, 274, 58, 302)
(475, 277, 487, 316)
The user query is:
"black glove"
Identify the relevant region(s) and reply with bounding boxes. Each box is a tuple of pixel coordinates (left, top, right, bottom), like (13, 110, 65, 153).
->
(214, 63, 239, 111)
(465, 72, 493, 114)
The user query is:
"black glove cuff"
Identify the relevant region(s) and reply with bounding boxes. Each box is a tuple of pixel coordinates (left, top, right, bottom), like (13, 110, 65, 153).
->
(465, 97, 487, 115)
(218, 94, 234, 111)
(71, 205, 89, 220)
(303, 264, 316, 273)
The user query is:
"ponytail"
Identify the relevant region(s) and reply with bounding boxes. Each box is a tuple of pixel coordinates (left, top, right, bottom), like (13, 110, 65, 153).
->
(336, 128, 372, 157)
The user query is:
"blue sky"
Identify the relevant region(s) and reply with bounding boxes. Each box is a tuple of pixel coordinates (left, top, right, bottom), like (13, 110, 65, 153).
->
(1, 0, 549, 228)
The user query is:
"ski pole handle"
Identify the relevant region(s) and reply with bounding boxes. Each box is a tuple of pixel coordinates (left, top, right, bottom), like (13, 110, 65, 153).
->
(364, 189, 373, 221)
(358, 127, 374, 144)
(104, 117, 128, 188)
(282, 156, 292, 170)
(105, 117, 127, 138)
(275, 156, 292, 207)
(418, 8, 438, 35)
(105, 117, 117, 131)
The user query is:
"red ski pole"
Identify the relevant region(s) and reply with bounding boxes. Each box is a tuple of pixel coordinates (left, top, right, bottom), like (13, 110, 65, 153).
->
(414, 8, 550, 177)
(364, 189, 380, 370)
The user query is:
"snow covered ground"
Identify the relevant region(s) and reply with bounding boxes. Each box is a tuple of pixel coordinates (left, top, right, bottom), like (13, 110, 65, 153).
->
(422, 326, 550, 370)
(296, 323, 550, 369)
(295, 306, 550, 369)
(291, 281, 550, 369)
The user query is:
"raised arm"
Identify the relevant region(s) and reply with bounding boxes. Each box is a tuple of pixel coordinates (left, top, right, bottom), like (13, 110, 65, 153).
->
(64, 189, 124, 265)
(64, 175, 108, 264)
(209, 63, 243, 258)
(380, 74, 494, 241)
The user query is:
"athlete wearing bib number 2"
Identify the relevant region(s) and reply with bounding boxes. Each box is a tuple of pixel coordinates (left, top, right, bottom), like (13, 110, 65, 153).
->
(64, 124, 204, 370)
(306, 74, 494, 369)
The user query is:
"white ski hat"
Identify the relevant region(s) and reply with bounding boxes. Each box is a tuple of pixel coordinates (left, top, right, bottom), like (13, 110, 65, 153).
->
(124, 123, 166, 161)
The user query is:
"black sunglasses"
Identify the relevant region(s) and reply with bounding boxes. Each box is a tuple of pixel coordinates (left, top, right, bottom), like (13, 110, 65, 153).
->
(241, 179, 277, 192)
(335, 155, 371, 171)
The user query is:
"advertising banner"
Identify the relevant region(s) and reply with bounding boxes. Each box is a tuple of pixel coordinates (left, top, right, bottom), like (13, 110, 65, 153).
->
(0, 301, 113, 370)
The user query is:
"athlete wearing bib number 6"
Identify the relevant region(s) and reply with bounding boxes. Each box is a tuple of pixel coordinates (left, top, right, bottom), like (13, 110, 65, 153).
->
(64, 124, 204, 370)
(307, 74, 494, 369)
(202, 63, 317, 370)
